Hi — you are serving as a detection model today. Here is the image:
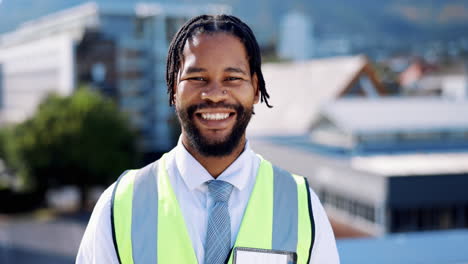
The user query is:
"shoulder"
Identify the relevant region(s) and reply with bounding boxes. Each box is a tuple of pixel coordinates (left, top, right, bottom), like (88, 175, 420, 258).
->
(76, 183, 118, 263)
(85, 182, 116, 234)
(266, 163, 339, 262)
(113, 161, 160, 190)
(77, 160, 163, 264)
(91, 182, 116, 222)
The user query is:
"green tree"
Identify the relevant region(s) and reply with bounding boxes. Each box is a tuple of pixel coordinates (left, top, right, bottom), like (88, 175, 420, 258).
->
(0, 126, 28, 189)
(11, 87, 140, 209)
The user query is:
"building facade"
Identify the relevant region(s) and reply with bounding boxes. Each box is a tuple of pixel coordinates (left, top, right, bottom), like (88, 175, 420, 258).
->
(251, 98, 468, 237)
(0, 2, 230, 152)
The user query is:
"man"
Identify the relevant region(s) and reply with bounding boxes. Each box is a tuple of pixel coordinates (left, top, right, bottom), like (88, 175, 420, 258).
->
(77, 15, 339, 264)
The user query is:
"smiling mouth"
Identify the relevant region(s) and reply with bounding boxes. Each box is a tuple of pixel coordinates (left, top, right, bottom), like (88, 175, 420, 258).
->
(200, 112, 232, 120)
(195, 109, 236, 121)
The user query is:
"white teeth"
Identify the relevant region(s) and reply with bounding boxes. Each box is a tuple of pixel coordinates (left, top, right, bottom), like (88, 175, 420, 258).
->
(201, 113, 230, 120)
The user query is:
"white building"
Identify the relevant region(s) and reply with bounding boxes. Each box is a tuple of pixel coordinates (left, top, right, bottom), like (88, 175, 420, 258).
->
(252, 98, 468, 236)
(0, 2, 230, 152)
(249, 55, 386, 136)
(278, 11, 313, 61)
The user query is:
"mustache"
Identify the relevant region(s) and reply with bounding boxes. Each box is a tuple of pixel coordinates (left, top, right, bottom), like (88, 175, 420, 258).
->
(187, 102, 242, 117)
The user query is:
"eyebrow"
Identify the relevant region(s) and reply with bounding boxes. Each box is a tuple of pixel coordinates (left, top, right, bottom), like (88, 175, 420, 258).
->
(225, 67, 247, 75)
(185, 67, 206, 74)
(184, 66, 247, 75)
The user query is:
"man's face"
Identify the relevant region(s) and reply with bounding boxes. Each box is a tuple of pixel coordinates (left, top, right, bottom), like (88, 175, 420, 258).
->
(174, 32, 259, 157)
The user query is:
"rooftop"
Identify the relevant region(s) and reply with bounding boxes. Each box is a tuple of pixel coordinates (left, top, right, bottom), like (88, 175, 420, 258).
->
(249, 55, 381, 135)
(255, 135, 468, 176)
(352, 152, 468, 176)
(321, 97, 468, 134)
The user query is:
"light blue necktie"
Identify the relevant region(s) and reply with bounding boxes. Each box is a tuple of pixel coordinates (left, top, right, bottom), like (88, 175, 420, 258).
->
(204, 180, 234, 264)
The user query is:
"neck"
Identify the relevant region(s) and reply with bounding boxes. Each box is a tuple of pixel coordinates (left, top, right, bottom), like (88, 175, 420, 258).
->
(181, 135, 246, 178)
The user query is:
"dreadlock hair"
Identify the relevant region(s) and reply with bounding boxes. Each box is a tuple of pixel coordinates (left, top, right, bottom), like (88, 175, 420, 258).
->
(166, 14, 272, 108)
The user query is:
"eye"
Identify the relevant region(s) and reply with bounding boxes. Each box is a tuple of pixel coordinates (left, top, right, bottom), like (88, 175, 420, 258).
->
(225, 77, 242, 81)
(188, 77, 206, 81)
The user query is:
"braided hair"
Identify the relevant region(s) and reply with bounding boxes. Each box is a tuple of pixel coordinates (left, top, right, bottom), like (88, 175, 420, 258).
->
(166, 14, 272, 108)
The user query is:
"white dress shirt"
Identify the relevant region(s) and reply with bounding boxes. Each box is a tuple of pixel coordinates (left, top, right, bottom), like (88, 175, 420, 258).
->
(76, 140, 340, 263)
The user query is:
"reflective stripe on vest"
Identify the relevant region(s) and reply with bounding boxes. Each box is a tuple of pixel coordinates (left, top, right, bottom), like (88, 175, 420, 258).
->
(111, 154, 315, 264)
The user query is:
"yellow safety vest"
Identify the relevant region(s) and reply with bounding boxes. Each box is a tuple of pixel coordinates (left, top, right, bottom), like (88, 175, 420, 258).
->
(111, 154, 315, 263)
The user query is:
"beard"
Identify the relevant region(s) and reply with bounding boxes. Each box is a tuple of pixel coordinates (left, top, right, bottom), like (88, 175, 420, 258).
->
(176, 102, 253, 157)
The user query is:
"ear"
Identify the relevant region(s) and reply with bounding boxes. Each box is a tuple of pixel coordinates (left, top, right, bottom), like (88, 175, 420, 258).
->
(172, 70, 182, 105)
(252, 73, 260, 104)
(172, 85, 177, 105)
(170, 83, 177, 106)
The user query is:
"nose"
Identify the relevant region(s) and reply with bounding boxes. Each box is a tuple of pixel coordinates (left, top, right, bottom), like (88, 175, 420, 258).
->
(201, 81, 228, 103)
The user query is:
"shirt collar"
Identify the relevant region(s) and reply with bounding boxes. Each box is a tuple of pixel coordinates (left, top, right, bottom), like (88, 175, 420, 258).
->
(174, 137, 255, 192)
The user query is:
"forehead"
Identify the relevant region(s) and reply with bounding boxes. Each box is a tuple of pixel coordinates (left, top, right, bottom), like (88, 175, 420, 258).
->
(180, 32, 249, 70)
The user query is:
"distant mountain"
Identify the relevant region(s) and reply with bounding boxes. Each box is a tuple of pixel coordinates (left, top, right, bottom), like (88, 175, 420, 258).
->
(260, 0, 468, 40)
(1, 0, 467, 44)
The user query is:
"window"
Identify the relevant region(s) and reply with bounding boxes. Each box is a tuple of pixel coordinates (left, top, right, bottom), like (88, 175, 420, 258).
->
(320, 190, 376, 223)
(390, 205, 465, 233)
(135, 17, 145, 38)
(399, 132, 440, 141)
